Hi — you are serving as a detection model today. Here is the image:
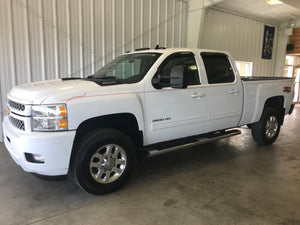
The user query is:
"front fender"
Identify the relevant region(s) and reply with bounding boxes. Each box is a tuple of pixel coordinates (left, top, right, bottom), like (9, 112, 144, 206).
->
(65, 92, 144, 132)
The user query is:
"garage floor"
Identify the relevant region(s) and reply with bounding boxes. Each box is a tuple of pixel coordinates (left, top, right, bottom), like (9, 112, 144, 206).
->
(1, 107, 300, 225)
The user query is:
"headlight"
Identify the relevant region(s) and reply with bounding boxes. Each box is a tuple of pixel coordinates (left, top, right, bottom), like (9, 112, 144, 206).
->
(32, 104, 68, 131)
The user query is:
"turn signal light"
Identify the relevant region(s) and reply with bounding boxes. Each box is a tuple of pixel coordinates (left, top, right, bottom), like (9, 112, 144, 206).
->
(59, 105, 67, 117)
(59, 119, 67, 129)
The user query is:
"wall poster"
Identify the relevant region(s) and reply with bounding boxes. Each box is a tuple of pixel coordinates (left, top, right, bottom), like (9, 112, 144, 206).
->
(262, 25, 275, 59)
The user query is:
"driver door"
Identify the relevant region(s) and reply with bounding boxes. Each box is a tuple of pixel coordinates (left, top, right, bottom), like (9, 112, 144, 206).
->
(144, 52, 209, 145)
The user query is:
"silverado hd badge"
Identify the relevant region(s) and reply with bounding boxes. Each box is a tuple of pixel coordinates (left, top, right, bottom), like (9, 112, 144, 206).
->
(152, 117, 171, 123)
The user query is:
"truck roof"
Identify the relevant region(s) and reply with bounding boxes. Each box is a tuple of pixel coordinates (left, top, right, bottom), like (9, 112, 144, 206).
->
(127, 47, 231, 56)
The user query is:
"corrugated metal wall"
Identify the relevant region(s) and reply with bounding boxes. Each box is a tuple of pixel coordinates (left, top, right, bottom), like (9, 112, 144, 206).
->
(0, 0, 188, 141)
(200, 8, 278, 77)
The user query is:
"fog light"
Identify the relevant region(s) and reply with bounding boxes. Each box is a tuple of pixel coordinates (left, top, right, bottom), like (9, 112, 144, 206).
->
(25, 153, 45, 164)
(33, 154, 45, 163)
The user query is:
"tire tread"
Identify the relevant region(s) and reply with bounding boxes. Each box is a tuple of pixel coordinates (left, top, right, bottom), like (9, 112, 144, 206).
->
(70, 128, 135, 195)
(251, 107, 281, 145)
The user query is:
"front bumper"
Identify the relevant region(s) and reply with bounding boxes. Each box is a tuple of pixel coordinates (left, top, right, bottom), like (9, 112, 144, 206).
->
(2, 116, 76, 176)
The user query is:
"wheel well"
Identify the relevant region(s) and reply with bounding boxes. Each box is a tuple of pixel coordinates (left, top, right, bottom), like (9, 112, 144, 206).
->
(264, 96, 285, 125)
(74, 113, 142, 147)
(69, 113, 143, 172)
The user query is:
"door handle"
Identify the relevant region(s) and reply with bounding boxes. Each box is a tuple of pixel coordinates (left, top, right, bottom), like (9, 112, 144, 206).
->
(191, 92, 205, 98)
(229, 89, 240, 94)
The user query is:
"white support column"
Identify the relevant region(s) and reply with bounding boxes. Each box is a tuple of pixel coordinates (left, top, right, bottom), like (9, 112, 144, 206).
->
(186, 0, 223, 48)
(186, 0, 203, 48)
(274, 18, 300, 77)
(274, 22, 289, 77)
(0, 97, 2, 142)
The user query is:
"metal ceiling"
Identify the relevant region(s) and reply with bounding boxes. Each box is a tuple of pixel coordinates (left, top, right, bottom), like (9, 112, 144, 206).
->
(214, 0, 300, 24)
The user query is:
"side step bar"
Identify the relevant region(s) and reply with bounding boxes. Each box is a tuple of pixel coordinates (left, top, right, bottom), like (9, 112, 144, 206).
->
(146, 129, 241, 157)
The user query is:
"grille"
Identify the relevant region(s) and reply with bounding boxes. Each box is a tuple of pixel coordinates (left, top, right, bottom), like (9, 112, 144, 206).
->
(8, 100, 25, 111)
(9, 116, 25, 131)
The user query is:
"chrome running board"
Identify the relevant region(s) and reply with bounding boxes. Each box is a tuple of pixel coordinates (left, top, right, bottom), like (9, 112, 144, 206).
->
(146, 129, 241, 157)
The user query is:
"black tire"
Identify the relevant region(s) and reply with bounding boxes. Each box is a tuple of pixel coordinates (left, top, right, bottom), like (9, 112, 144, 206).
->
(251, 107, 281, 145)
(71, 129, 135, 195)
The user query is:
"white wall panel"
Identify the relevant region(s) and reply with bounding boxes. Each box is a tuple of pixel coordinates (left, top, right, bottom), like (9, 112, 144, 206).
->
(200, 8, 278, 77)
(0, 0, 187, 141)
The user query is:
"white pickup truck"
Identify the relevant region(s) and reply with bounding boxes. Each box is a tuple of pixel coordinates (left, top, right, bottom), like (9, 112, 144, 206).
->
(2, 48, 294, 194)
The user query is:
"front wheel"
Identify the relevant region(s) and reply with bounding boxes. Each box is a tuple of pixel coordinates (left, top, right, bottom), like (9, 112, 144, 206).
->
(251, 107, 281, 145)
(71, 129, 135, 195)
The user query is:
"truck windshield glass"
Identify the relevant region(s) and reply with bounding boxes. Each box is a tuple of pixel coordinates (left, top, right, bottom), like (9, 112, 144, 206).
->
(89, 53, 161, 85)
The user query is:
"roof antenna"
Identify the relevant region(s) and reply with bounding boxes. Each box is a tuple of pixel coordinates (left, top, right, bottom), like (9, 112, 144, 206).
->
(155, 44, 166, 50)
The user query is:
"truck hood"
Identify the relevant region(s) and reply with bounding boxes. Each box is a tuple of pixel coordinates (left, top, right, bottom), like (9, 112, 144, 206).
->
(8, 79, 101, 104)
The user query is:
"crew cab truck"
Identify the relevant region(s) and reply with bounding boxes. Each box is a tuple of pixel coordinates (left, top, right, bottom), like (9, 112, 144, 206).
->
(2, 48, 294, 195)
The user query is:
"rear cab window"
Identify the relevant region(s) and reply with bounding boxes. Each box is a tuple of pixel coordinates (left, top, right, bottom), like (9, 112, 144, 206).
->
(201, 52, 235, 84)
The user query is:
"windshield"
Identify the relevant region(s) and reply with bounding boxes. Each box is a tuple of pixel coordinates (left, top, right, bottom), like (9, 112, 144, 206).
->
(88, 53, 161, 85)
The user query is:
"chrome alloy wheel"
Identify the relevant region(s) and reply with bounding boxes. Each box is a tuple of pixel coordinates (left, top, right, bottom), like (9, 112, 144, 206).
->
(265, 116, 278, 139)
(89, 144, 127, 184)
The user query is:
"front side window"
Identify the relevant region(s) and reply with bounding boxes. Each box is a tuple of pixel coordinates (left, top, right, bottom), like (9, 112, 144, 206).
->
(201, 53, 235, 84)
(89, 53, 161, 85)
(153, 53, 200, 88)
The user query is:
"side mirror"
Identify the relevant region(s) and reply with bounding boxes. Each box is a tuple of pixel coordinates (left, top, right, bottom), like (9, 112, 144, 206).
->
(170, 66, 187, 89)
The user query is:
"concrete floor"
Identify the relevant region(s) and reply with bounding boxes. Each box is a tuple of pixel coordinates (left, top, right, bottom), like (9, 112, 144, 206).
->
(1, 108, 300, 225)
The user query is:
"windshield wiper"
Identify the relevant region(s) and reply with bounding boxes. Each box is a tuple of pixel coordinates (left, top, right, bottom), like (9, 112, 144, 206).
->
(99, 76, 118, 85)
(87, 75, 95, 79)
(87, 75, 117, 80)
(98, 76, 117, 80)
(61, 77, 83, 81)
(86, 75, 118, 85)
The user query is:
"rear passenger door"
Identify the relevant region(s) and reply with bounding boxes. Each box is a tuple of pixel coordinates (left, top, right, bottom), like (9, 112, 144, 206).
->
(200, 52, 243, 131)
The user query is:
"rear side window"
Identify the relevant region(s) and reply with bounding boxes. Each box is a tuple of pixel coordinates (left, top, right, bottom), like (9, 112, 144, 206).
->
(201, 53, 235, 84)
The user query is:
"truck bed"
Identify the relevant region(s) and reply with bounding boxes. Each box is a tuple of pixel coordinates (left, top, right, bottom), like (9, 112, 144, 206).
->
(241, 76, 293, 81)
(239, 76, 294, 126)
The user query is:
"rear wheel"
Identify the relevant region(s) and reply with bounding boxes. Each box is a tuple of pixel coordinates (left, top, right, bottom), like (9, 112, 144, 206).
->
(71, 129, 135, 195)
(251, 107, 281, 145)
